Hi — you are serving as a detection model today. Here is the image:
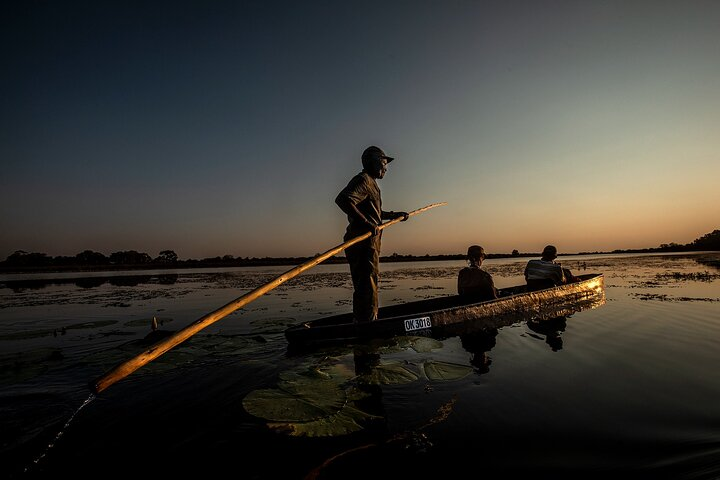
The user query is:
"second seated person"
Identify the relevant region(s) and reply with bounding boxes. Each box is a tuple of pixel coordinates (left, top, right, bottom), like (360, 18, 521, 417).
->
(524, 244, 579, 292)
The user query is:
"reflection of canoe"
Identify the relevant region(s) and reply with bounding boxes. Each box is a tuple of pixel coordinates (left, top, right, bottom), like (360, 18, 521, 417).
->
(285, 273, 605, 349)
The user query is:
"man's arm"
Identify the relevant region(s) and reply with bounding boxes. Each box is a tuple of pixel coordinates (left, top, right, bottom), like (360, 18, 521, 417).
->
(335, 194, 379, 236)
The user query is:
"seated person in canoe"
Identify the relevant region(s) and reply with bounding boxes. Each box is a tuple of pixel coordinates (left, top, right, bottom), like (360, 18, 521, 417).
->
(457, 245, 498, 302)
(524, 245, 579, 292)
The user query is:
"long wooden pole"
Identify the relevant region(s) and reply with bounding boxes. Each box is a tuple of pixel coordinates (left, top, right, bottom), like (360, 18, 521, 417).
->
(90, 202, 447, 394)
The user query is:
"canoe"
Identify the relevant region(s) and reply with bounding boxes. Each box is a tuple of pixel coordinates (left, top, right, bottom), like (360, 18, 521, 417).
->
(284, 273, 605, 349)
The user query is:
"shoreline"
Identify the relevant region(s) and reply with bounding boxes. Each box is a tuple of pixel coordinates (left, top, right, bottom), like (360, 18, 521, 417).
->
(1, 248, 715, 275)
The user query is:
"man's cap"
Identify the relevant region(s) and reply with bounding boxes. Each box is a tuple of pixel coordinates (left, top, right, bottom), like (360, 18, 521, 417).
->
(467, 245, 485, 259)
(362, 145, 394, 163)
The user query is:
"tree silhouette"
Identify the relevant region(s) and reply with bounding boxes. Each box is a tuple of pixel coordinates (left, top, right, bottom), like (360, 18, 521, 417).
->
(109, 250, 152, 265)
(155, 250, 178, 263)
(691, 230, 720, 251)
(75, 250, 108, 265)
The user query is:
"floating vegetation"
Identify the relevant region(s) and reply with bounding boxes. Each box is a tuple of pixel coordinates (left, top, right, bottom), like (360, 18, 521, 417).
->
(402, 336, 444, 353)
(385, 267, 458, 280)
(630, 293, 720, 302)
(356, 360, 419, 385)
(242, 338, 471, 438)
(412, 285, 446, 291)
(654, 271, 720, 282)
(628, 281, 666, 288)
(0, 286, 194, 309)
(421, 360, 473, 381)
(350, 335, 443, 356)
(304, 395, 459, 479)
(243, 369, 379, 437)
(628, 270, 720, 288)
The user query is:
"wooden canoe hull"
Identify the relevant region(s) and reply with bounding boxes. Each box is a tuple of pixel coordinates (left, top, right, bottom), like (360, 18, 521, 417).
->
(284, 273, 605, 348)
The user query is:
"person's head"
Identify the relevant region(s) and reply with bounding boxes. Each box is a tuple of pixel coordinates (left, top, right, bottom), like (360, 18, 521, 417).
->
(467, 245, 485, 265)
(362, 145, 394, 179)
(541, 245, 558, 261)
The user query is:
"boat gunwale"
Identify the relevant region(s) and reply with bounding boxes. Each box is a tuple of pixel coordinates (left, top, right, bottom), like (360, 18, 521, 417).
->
(284, 273, 604, 345)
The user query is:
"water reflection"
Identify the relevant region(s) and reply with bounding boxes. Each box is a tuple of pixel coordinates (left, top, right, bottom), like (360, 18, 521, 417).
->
(459, 328, 497, 374)
(3, 253, 719, 479)
(694, 255, 720, 270)
(352, 345, 387, 428)
(526, 316, 567, 351)
(1, 274, 178, 291)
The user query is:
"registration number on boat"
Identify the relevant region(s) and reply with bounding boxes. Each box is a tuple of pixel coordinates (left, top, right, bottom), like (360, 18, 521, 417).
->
(404, 316, 432, 332)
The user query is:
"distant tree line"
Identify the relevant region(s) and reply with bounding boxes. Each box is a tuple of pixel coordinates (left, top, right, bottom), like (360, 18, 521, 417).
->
(2, 229, 718, 272)
(2, 249, 178, 269)
(603, 229, 720, 254)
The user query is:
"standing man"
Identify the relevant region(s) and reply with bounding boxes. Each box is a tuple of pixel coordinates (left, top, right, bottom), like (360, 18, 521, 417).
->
(335, 145, 409, 323)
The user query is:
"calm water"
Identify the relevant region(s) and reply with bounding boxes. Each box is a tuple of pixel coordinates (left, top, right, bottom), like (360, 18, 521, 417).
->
(1, 252, 719, 479)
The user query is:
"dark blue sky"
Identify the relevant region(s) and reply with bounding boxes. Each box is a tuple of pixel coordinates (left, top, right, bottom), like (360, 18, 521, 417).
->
(2, 1, 719, 259)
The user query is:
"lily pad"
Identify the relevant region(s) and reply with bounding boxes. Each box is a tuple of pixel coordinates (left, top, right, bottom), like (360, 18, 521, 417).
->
(267, 403, 380, 437)
(242, 360, 387, 437)
(242, 344, 470, 438)
(243, 375, 348, 423)
(421, 360, 473, 381)
(358, 360, 419, 385)
(407, 336, 444, 353)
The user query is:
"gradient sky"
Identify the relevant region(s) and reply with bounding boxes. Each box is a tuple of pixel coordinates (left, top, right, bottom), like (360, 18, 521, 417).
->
(2, 1, 719, 260)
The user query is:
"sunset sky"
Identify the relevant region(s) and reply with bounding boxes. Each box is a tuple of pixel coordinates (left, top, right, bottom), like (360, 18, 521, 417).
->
(2, 1, 719, 260)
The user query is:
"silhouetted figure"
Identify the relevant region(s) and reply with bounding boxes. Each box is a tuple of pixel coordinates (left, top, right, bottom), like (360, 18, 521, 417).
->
(457, 245, 498, 302)
(527, 316, 567, 351)
(352, 345, 387, 433)
(460, 328, 498, 375)
(353, 346, 381, 376)
(336, 146, 408, 323)
(524, 245, 579, 292)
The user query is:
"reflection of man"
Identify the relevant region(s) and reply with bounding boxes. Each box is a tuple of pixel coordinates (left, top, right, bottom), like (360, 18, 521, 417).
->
(352, 345, 386, 431)
(335, 146, 408, 323)
(527, 317, 567, 352)
(460, 328, 498, 375)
